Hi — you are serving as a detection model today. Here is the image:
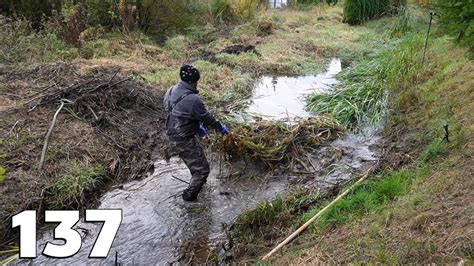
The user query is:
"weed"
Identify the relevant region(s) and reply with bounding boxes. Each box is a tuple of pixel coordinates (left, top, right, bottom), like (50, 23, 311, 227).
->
(46, 160, 106, 209)
(420, 139, 446, 162)
(0, 166, 5, 183)
(390, 6, 412, 37)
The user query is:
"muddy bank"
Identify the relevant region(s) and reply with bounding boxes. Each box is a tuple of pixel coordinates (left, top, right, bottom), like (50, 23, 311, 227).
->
(0, 63, 167, 243)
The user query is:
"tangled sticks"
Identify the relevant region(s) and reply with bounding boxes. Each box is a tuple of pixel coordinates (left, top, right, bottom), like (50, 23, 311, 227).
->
(219, 117, 343, 167)
(18, 64, 167, 180)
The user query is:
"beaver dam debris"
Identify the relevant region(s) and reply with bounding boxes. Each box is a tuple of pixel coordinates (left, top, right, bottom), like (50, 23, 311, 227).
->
(219, 118, 343, 166)
(0, 63, 166, 241)
(7, 63, 165, 180)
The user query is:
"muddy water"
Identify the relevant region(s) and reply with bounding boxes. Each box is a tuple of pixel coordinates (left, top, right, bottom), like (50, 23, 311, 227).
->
(30, 160, 287, 264)
(25, 58, 381, 264)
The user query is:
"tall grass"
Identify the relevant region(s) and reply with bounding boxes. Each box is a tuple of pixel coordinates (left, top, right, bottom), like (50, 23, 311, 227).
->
(343, 0, 402, 25)
(307, 32, 425, 131)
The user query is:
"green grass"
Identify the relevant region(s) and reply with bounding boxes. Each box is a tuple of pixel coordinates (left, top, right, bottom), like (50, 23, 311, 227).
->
(420, 139, 446, 162)
(307, 31, 425, 131)
(301, 139, 445, 232)
(46, 160, 106, 209)
(304, 169, 411, 230)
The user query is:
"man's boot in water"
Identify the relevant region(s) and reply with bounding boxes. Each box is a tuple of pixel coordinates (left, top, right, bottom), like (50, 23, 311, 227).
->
(182, 188, 199, 202)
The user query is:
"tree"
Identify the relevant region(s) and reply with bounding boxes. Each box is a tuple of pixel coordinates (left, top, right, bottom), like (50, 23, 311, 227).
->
(435, 0, 474, 53)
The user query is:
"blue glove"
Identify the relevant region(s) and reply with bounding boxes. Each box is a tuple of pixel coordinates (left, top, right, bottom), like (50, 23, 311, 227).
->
(198, 124, 208, 137)
(219, 124, 229, 135)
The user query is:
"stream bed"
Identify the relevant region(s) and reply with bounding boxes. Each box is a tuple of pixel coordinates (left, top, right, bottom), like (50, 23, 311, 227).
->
(24, 58, 381, 264)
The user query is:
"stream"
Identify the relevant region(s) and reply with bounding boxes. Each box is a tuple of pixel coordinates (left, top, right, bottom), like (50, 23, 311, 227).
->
(22, 58, 380, 264)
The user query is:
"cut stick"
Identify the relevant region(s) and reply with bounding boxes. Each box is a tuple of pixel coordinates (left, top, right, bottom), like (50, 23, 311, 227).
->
(38, 100, 71, 170)
(261, 168, 373, 261)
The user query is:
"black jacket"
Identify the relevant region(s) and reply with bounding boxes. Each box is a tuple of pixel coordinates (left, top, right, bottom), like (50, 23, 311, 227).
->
(163, 81, 222, 140)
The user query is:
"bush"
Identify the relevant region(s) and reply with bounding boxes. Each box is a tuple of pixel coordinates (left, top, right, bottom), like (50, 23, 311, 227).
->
(0, 15, 77, 65)
(295, 0, 338, 6)
(435, 0, 474, 55)
(343, 0, 404, 25)
(211, 0, 237, 23)
(85, 0, 118, 28)
(232, 0, 265, 21)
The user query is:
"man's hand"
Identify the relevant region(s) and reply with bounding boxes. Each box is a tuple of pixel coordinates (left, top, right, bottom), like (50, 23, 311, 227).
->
(198, 124, 208, 137)
(219, 124, 229, 135)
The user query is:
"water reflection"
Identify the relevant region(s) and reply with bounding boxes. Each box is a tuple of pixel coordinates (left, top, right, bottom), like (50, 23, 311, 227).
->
(247, 58, 341, 120)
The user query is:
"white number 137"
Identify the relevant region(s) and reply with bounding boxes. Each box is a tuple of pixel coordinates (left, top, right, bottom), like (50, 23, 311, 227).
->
(12, 210, 122, 259)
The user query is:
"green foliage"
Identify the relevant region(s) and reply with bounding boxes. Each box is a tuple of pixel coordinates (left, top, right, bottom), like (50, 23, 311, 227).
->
(391, 6, 412, 37)
(238, 197, 291, 227)
(85, 0, 118, 28)
(46, 160, 106, 209)
(138, 0, 205, 35)
(0, 0, 61, 29)
(307, 33, 425, 131)
(0, 166, 5, 183)
(420, 139, 446, 162)
(211, 0, 237, 23)
(232, 0, 264, 21)
(0, 16, 77, 65)
(435, 0, 474, 54)
(343, 0, 398, 25)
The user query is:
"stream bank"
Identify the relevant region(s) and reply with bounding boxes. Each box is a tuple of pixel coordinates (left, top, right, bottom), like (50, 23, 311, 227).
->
(15, 58, 383, 264)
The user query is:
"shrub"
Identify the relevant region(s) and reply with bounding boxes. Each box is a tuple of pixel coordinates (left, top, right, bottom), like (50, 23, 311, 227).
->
(435, 0, 474, 55)
(343, 0, 404, 25)
(0, 15, 77, 65)
(85, 0, 118, 28)
(211, 0, 237, 23)
(296, 0, 338, 6)
(232, 0, 267, 22)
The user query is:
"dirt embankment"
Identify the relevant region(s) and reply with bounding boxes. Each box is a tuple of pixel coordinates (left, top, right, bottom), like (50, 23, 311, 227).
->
(0, 63, 167, 243)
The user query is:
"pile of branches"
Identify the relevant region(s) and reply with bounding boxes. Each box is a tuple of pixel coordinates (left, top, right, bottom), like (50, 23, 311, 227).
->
(219, 117, 343, 167)
(16, 64, 166, 180)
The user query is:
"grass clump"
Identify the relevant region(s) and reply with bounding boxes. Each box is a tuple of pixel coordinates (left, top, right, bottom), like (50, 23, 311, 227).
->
(343, 0, 403, 25)
(308, 32, 425, 131)
(0, 166, 5, 183)
(305, 169, 410, 230)
(46, 160, 106, 209)
(420, 139, 446, 163)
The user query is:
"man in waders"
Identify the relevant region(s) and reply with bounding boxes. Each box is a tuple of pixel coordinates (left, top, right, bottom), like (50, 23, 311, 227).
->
(163, 64, 229, 202)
